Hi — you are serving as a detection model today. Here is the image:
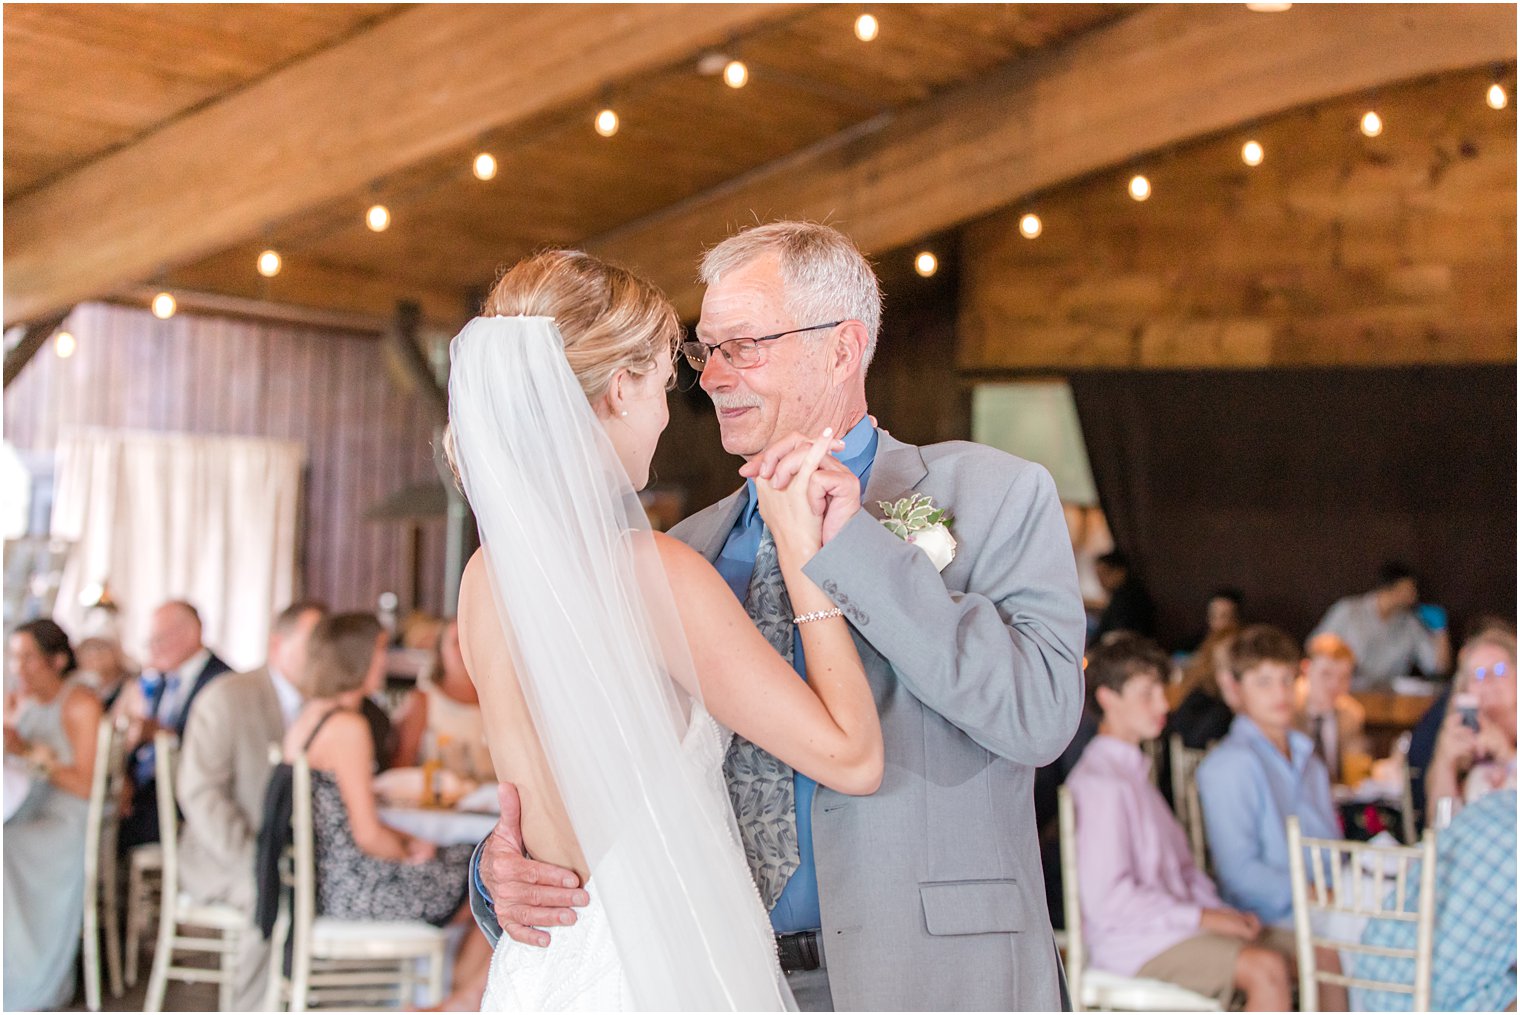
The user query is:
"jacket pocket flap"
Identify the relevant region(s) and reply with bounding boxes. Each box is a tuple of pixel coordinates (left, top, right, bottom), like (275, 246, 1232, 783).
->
(919, 879, 1024, 936)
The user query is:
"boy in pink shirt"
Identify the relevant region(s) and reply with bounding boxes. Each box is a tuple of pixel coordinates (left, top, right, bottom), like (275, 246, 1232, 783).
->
(1068, 633, 1294, 1010)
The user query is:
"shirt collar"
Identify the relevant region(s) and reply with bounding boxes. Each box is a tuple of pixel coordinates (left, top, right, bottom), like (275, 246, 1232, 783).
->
(740, 415, 878, 528)
(267, 666, 305, 727)
(1085, 734, 1152, 779)
(1232, 713, 1315, 771)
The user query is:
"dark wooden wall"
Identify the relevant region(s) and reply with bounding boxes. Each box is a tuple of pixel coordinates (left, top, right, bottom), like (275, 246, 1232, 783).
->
(4, 301, 448, 616)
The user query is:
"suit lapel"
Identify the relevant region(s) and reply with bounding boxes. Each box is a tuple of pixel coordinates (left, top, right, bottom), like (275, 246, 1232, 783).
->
(861, 430, 929, 519)
(690, 488, 747, 563)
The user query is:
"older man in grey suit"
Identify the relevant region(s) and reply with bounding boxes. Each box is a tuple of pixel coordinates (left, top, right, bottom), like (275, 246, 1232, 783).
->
(176, 601, 325, 1010)
(471, 222, 1084, 1010)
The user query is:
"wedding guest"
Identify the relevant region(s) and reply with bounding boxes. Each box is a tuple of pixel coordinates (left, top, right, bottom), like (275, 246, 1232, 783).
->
(276, 613, 492, 1008)
(3, 619, 102, 1010)
(392, 619, 494, 782)
(177, 600, 326, 1010)
(1187, 588, 1243, 654)
(1070, 633, 1294, 1010)
(1167, 628, 1240, 753)
(74, 634, 137, 711)
(1311, 562, 1451, 690)
(1353, 788, 1517, 1012)
(1091, 550, 1155, 642)
(113, 600, 232, 849)
(1293, 633, 1369, 786)
(1424, 628, 1516, 823)
(1196, 625, 1340, 927)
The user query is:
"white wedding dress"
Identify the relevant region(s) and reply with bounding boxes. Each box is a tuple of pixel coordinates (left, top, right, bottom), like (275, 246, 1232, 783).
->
(480, 705, 780, 1011)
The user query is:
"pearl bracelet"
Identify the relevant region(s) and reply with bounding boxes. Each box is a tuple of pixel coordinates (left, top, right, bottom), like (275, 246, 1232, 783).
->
(793, 608, 844, 625)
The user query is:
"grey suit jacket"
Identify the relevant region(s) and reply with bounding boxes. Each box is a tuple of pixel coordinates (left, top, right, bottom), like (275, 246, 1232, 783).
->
(176, 667, 287, 909)
(468, 431, 1085, 1010)
(669, 431, 1084, 1010)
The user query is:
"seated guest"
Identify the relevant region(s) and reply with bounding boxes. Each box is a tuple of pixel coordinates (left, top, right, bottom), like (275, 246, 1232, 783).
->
(177, 600, 326, 1010)
(277, 613, 492, 1008)
(1197, 625, 1341, 927)
(1352, 788, 1516, 1011)
(113, 600, 232, 849)
(1069, 633, 1294, 1010)
(1188, 587, 1243, 654)
(392, 618, 494, 782)
(3, 619, 103, 1010)
(1293, 633, 1369, 786)
(1168, 628, 1240, 752)
(1091, 550, 1156, 642)
(1424, 629, 1516, 822)
(1311, 562, 1451, 690)
(74, 634, 137, 711)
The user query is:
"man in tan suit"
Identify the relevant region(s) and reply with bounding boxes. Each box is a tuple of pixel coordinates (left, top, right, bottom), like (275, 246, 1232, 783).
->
(177, 601, 326, 1010)
(1294, 632, 1370, 786)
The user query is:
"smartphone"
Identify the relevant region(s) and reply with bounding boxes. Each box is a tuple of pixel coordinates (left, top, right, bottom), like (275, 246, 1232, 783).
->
(1453, 691, 1481, 731)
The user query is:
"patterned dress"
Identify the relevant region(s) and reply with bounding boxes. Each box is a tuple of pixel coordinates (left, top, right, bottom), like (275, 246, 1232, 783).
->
(311, 768, 472, 925)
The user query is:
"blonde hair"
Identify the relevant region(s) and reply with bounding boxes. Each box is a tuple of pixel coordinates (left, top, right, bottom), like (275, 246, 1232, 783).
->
(699, 221, 883, 369)
(1306, 632, 1357, 666)
(302, 613, 383, 699)
(442, 250, 680, 487)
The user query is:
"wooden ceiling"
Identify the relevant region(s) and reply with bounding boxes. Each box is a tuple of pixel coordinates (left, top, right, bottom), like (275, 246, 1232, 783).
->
(4, 4, 1513, 330)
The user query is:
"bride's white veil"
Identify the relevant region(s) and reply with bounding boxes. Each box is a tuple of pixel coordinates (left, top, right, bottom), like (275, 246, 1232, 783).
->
(447, 315, 792, 1010)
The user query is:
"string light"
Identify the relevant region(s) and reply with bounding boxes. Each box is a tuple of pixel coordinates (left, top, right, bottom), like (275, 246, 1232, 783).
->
(594, 108, 620, 137)
(366, 204, 391, 232)
(854, 12, 879, 41)
(1487, 82, 1508, 110)
(54, 331, 76, 359)
(723, 59, 749, 89)
(1360, 110, 1383, 137)
(1245, 2, 1292, 11)
(1019, 213, 1043, 239)
(1241, 140, 1264, 166)
(1128, 174, 1152, 201)
(914, 251, 938, 277)
(473, 152, 498, 180)
(151, 293, 177, 319)
(257, 249, 282, 277)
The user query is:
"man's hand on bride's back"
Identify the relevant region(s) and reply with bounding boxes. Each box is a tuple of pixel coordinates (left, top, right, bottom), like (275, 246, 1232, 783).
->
(741, 430, 861, 546)
(484, 783, 589, 947)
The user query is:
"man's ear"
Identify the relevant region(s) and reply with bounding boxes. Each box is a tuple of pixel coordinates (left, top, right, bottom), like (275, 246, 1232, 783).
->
(829, 321, 870, 382)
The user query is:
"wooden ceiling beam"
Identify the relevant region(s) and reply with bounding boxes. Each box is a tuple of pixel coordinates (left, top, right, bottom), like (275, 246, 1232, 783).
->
(3, 3, 800, 326)
(583, 3, 1516, 318)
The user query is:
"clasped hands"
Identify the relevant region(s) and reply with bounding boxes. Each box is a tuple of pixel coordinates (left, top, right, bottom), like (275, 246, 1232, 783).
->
(741, 428, 862, 549)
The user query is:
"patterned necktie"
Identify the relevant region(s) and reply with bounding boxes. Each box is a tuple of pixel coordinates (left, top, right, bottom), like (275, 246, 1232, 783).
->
(723, 526, 801, 910)
(1314, 713, 1339, 783)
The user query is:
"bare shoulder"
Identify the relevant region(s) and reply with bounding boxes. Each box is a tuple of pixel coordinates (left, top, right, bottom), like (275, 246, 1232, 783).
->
(61, 683, 103, 728)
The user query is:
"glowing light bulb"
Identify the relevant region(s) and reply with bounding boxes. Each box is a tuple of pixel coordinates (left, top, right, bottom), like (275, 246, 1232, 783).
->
(1128, 174, 1152, 201)
(473, 152, 498, 180)
(595, 108, 619, 137)
(151, 293, 177, 319)
(1241, 140, 1264, 166)
(1245, 2, 1292, 11)
(366, 204, 391, 232)
(1018, 213, 1043, 239)
(1360, 110, 1383, 137)
(1487, 83, 1508, 110)
(854, 13, 879, 41)
(723, 60, 748, 89)
(914, 251, 938, 277)
(54, 330, 76, 359)
(257, 249, 282, 277)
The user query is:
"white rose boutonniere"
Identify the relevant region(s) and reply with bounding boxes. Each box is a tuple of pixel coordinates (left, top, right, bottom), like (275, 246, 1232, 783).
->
(879, 494, 956, 572)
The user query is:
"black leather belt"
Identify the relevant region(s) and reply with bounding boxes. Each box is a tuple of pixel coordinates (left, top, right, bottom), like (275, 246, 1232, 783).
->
(776, 930, 823, 973)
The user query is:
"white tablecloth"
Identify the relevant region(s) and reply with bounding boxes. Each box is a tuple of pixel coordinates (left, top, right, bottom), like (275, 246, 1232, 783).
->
(380, 806, 497, 846)
(4, 756, 34, 822)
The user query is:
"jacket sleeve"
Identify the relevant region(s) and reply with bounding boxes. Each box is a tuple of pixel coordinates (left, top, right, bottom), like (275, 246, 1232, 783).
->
(176, 686, 256, 870)
(469, 839, 504, 947)
(802, 460, 1085, 765)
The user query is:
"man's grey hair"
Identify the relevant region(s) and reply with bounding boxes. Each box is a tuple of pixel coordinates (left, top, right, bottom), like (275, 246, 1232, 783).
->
(699, 221, 884, 370)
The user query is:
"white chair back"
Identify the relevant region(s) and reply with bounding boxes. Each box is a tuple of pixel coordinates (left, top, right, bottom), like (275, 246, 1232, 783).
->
(1286, 816, 1439, 1012)
(1057, 786, 1089, 1011)
(1169, 734, 1210, 869)
(152, 731, 181, 910)
(82, 716, 127, 1009)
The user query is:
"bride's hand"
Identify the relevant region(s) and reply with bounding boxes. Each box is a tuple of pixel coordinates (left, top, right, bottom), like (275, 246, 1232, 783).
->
(747, 431, 861, 547)
(754, 429, 836, 562)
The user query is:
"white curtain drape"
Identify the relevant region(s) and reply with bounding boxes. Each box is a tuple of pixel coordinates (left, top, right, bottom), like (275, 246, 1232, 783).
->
(50, 428, 303, 671)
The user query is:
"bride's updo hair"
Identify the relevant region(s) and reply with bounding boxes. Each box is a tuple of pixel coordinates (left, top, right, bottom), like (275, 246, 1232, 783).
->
(443, 249, 680, 486)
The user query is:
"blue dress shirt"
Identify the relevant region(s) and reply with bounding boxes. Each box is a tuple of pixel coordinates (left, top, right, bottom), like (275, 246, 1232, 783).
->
(1195, 713, 1341, 926)
(712, 416, 878, 934)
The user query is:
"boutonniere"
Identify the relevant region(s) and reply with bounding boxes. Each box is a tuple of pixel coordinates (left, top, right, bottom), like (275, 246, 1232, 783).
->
(879, 494, 956, 572)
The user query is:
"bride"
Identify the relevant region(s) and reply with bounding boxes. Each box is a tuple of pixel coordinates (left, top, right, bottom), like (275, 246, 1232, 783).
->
(445, 251, 883, 1010)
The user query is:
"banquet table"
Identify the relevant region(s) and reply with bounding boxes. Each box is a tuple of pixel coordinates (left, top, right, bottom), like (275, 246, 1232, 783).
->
(380, 804, 497, 847)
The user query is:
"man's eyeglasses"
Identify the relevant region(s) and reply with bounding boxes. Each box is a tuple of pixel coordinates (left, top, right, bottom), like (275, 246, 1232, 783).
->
(1473, 662, 1510, 682)
(680, 321, 843, 371)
